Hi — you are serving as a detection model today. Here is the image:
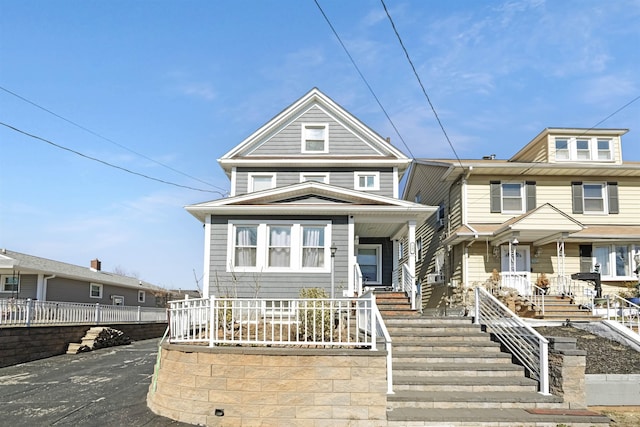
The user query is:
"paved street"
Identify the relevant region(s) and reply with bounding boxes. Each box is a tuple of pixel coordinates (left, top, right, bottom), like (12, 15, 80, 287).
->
(0, 338, 190, 426)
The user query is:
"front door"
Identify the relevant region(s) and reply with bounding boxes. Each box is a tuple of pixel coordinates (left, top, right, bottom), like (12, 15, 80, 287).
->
(357, 245, 382, 285)
(500, 245, 531, 294)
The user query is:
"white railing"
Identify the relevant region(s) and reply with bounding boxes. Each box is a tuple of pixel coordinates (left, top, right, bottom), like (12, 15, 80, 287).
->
(605, 295, 640, 334)
(474, 287, 550, 395)
(354, 263, 364, 297)
(168, 296, 379, 348)
(0, 298, 167, 326)
(550, 275, 593, 306)
(530, 284, 546, 315)
(401, 263, 416, 310)
(501, 272, 532, 296)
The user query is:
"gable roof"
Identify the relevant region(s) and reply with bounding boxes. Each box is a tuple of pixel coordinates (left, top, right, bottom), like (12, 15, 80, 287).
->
(185, 181, 435, 222)
(0, 249, 163, 292)
(218, 88, 411, 176)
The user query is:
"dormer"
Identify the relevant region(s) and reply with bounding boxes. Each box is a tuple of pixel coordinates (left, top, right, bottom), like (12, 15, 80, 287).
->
(510, 128, 628, 165)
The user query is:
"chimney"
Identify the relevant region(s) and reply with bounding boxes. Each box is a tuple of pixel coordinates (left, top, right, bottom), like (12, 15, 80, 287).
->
(90, 258, 101, 271)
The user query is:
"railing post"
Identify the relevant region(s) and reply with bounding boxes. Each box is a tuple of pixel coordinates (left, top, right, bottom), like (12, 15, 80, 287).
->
(209, 295, 215, 347)
(473, 287, 480, 324)
(95, 303, 101, 325)
(137, 306, 141, 323)
(539, 339, 550, 395)
(370, 292, 377, 351)
(26, 299, 32, 327)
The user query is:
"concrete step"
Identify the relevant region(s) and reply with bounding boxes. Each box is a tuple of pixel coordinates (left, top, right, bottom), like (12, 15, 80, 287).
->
(386, 323, 481, 334)
(393, 340, 503, 353)
(393, 375, 539, 392)
(387, 390, 563, 409)
(384, 316, 472, 326)
(391, 330, 491, 342)
(386, 407, 611, 426)
(393, 362, 524, 377)
(393, 350, 513, 364)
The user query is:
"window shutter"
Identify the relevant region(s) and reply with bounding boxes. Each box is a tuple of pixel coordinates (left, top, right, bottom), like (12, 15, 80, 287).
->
(607, 182, 619, 214)
(572, 182, 583, 214)
(490, 181, 501, 213)
(525, 181, 536, 211)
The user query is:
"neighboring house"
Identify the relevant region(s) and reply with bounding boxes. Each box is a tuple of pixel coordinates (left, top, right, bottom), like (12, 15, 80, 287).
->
(0, 249, 165, 307)
(403, 128, 640, 309)
(186, 88, 435, 300)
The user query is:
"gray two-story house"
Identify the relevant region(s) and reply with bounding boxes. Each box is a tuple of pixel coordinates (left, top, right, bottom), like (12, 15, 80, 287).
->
(187, 88, 434, 300)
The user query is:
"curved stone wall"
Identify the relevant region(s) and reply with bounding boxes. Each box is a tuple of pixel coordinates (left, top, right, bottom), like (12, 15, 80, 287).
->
(147, 343, 388, 426)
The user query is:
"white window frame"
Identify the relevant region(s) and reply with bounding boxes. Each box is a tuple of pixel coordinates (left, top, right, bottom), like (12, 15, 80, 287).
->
(0, 274, 20, 293)
(248, 173, 276, 193)
(555, 137, 614, 162)
(582, 182, 607, 214)
(357, 244, 383, 285)
(501, 182, 525, 214)
(593, 244, 639, 280)
(227, 220, 332, 273)
(112, 295, 124, 306)
(90, 283, 103, 299)
(354, 171, 380, 191)
(138, 290, 146, 303)
(300, 172, 330, 184)
(301, 123, 329, 153)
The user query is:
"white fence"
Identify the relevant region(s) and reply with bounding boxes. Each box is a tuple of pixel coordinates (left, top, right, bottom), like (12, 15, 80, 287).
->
(474, 287, 550, 395)
(0, 298, 167, 326)
(168, 295, 382, 349)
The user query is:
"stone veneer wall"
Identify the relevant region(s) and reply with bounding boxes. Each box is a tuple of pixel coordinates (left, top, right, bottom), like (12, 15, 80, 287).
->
(546, 336, 587, 408)
(147, 343, 389, 426)
(0, 323, 167, 368)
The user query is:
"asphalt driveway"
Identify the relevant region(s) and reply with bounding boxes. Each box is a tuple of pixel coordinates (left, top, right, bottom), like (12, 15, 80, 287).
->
(0, 338, 190, 426)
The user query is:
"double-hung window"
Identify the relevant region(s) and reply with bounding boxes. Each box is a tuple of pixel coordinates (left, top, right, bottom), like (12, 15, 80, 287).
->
(555, 139, 570, 160)
(576, 139, 591, 160)
(1, 275, 19, 293)
(597, 139, 612, 160)
(354, 171, 380, 191)
(90, 283, 103, 299)
(572, 182, 618, 214)
(302, 123, 328, 153)
(555, 137, 613, 162)
(490, 181, 536, 213)
(229, 221, 331, 272)
(248, 173, 275, 192)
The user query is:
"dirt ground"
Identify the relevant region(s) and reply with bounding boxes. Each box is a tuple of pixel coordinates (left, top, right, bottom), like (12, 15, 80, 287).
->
(534, 326, 640, 426)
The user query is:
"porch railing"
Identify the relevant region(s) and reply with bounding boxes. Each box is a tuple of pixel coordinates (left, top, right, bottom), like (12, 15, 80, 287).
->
(474, 287, 550, 395)
(168, 296, 379, 348)
(354, 263, 364, 296)
(401, 263, 416, 310)
(358, 290, 393, 393)
(501, 272, 532, 296)
(605, 295, 640, 334)
(0, 298, 167, 326)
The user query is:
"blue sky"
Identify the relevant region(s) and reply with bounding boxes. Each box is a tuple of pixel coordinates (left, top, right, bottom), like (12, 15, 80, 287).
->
(1, 0, 638, 291)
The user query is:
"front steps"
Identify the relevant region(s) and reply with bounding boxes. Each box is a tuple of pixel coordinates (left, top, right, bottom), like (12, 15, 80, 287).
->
(518, 294, 603, 321)
(383, 315, 611, 426)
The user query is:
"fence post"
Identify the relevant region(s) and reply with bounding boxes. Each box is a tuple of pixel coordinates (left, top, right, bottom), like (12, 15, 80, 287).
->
(26, 299, 32, 327)
(95, 303, 101, 325)
(137, 306, 141, 323)
(370, 292, 377, 351)
(539, 338, 550, 395)
(209, 295, 215, 347)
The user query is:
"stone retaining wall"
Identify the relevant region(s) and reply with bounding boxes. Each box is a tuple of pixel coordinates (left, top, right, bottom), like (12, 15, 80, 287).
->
(147, 343, 389, 426)
(0, 323, 167, 368)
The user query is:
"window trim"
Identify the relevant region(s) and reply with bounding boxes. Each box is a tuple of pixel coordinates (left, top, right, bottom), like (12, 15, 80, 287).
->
(354, 171, 380, 191)
(248, 173, 276, 193)
(227, 220, 332, 273)
(112, 295, 125, 306)
(593, 244, 640, 280)
(581, 182, 607, 215)
(0, 274, 20, 293)
(138, 290, 146, 303)
(357, 244, 383, 285)
(90, 283, 103, 299)
(301, 123, 329, 153)
(555, 137, 614, 162)
(300, 172, 330, 184)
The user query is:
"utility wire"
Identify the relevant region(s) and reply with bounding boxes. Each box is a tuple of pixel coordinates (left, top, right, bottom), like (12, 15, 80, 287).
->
(313, 0, 415, 159)
(380, 0, 465, 169)
(585, 94, 640, 133)
(0, 85, 228, 194)
(0, 121, 226, 195)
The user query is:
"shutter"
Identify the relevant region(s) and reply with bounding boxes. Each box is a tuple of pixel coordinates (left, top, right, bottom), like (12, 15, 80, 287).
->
(571, 182, 583, 214)
(525, 181, 536, 211)
(490, 181, 501, 213)
(607, 182, 619, 214)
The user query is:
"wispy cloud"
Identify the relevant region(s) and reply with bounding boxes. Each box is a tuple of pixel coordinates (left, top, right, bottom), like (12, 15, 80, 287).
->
(178, 82, 216, 100)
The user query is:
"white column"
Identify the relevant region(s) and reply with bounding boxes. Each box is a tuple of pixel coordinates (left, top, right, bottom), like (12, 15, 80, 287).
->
(347, 216, 355, 296)
(202, 214, 212, 298)
(408, 220, 416, 274)
(36, 274, 45, 300)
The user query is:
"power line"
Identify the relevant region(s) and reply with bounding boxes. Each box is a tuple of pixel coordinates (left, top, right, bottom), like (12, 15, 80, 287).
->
(313, 0, 415, 159)
(0, 121, 226, 195)
(380, 0, 465, 169)
(586, 94, 640, 132)
(0, 85, 229, 194)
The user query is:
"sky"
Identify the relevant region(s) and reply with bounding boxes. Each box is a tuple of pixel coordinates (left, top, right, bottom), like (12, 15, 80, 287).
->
(1, 0, 639, 292)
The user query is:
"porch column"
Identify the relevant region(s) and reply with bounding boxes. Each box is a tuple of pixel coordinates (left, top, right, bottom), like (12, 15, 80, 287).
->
(36, 274, 45, 300)
(408, 220, 416, 276)
(392, 239, 399, 290)
(348, 215, 355, 296)
(202, 214, 212, 298)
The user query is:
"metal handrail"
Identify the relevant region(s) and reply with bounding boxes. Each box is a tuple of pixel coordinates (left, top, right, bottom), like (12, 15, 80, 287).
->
(401, 263, 415, 310)
(530, 284, 546, 315)
(606, 294, 640, 334)
(359, 290, 393, 394)
(474, 287, 550, 395)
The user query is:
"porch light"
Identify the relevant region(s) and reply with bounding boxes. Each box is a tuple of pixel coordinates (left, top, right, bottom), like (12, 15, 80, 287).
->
(512, 238, 519, 246)
(492, 246, 500, 258)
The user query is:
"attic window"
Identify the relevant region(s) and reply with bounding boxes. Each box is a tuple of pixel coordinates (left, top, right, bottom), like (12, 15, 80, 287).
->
(302, 123, 328, 153)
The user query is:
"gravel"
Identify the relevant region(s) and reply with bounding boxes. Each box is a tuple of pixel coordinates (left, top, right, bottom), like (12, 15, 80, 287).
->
(534, 325, 640, 374)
